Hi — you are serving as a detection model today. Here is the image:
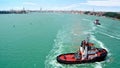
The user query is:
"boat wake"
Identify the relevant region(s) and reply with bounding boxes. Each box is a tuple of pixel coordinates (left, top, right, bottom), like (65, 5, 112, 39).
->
(95, 62, 102, 68)
(97, 24, 120, 40)
(45, 19, 110, 68)
(82, 18, 92, 22)
(45, 30, 65, 68)
(45, 30, 102, 68)
(98, 31, 120, 40)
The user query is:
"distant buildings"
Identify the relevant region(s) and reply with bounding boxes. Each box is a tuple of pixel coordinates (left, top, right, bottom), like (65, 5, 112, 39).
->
(0, 9, 120, 19)
(84, 11, 105, 16)
(0, 8, 27, 14)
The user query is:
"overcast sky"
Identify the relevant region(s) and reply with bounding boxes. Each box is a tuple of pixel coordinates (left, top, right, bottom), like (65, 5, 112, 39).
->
(0, 0, 120, 12)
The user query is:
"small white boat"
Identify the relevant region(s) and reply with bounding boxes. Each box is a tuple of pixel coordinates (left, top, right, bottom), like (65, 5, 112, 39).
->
(94, 19, 101, 25)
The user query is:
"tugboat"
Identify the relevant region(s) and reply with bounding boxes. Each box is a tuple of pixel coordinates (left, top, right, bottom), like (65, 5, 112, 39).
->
(94, 19, 101, 25)
(56, 36, 107, 64)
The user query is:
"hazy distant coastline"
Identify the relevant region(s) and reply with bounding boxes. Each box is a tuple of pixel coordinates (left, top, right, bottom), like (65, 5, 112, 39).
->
(0, 9, 27, 14)
(0, 9, 120, 20)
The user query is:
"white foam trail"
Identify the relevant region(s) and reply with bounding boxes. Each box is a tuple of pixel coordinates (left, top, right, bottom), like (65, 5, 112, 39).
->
(45, 30, 93, 68)
(45, 20, 111, 68)
(45, 30, 76, 68)
(82, 19, 92, 22)
(91, 34, 109, 51)
(99, 31, 120, 40)
(45, 30, 64, 68)
(96, 24, 120, 40)
(90, 36, 103, 68)
(90, 25, 110, 68)
(45, 30, 85, 68)
(95, 62, 102, 68)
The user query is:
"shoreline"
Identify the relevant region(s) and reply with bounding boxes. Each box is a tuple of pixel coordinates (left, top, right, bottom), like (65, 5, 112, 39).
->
(0, 10, 120, 20)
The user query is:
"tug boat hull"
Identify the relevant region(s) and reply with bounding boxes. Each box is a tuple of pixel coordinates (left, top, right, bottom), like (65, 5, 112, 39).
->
(95, 23, 101, 25)
(57, 48, 107, 64)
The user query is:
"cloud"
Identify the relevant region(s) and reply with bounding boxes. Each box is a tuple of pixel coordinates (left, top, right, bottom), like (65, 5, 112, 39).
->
(13, 7, 23, 10)
(57, 0, 120, 10)
(84, 0, 120, 7)
(23, 2, 39, 6)
(21, 0, 120, 10)
(22, 2, 41, 10)
(60, 3, 81, 10)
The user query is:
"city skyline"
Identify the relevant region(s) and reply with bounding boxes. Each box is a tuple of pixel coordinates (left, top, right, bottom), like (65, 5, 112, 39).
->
(0, 0, 120, 12)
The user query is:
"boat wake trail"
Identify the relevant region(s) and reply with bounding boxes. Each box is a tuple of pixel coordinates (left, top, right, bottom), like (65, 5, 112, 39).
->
(45, 30, 97, 68)
(94, 62, 102, 68)
(91, 35, 108, 51)
(97, 25, 120, 40)
(90, 25, 112, 68)
(45, 20, 110, 68)
(45, 30, 66, 68)
(91, 35, 107, 68)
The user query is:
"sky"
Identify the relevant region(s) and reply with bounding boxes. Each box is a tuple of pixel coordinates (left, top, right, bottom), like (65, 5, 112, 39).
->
(0, 0, 120, 12)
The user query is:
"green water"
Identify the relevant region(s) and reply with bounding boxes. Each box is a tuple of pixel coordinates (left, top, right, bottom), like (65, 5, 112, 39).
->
(0, 13, 64, 68)
(0, 13, 120, 68)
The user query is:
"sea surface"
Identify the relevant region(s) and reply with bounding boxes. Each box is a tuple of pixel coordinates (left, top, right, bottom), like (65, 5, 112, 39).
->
(0, 13, 120, 68)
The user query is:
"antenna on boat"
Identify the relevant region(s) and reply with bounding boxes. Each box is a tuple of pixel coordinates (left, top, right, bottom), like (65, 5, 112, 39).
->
(86, 34, 90, 44)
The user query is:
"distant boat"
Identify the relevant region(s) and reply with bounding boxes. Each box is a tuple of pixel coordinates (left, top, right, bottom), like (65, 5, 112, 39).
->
(94, 19, 101, 25)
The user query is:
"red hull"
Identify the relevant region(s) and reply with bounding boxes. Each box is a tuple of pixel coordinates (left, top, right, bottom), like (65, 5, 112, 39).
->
(57, 48, 107, 64)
